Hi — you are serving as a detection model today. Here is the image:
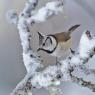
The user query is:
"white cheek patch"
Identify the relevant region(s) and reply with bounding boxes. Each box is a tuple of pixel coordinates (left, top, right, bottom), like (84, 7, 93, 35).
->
(39, 36, 57, 53)
(48, 36, 57, 51)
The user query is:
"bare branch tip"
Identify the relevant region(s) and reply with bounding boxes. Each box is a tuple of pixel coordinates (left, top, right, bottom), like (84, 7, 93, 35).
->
(85, 30, 92, 39)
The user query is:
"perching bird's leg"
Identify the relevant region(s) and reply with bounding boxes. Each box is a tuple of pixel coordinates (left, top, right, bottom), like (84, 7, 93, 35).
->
(56, 57, 58, 65)
(70, 48, 75, 54)
(56, 57, 61, 66)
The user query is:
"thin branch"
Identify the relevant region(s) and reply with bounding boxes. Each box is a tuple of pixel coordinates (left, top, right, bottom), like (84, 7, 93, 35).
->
(10, 73, 33, 95)
(69, 67, 95, 92)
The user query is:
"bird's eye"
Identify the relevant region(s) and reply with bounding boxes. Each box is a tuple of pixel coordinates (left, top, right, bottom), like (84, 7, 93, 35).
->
(43, 43, 45, 46)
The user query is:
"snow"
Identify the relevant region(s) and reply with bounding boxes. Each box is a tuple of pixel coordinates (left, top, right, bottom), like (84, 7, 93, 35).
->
(6, 9, 18, 24)
(79, 31, 95, 58)
(7, 0, 95, 95)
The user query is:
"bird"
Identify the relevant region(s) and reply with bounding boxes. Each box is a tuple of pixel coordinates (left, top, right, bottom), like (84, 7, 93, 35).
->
(37, 24, 80, 63)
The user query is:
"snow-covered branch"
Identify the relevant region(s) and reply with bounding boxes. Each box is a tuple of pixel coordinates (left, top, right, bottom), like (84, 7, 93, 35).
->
(7, 0, 64, 95)
(30, 31, 95, 90)
(6, 0, 64, 73)
(7, 0, 95, 95)
(10, 73, 33, 95)
(26, 1, 64, 24)
(10, 31, 95, 95)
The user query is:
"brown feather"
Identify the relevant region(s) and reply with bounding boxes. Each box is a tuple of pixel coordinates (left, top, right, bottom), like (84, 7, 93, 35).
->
(54, 32, 71, 43)
(53, 24, 80, 43)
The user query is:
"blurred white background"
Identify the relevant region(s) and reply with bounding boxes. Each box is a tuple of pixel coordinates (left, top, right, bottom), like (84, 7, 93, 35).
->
(0, 0, 95, 95)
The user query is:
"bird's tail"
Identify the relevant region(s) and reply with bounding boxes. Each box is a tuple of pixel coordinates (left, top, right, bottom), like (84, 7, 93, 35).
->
(68, 24, 80, 35)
